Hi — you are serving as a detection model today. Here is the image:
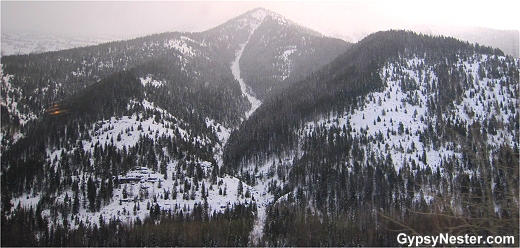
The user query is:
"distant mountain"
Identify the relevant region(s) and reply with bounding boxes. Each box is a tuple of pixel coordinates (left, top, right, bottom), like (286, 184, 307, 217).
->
(411, 25, 519, 58)
(323, 25, 519, 58)
(237, 8, 350, 100)
(1, 29, 132, 56)
(190, 8, 351, 102)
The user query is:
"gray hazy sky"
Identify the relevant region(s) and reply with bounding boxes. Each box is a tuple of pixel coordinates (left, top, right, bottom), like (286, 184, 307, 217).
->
(2, 1, 520, 38)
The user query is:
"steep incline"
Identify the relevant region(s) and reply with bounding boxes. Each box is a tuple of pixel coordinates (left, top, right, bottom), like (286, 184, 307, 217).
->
(223, 30, 518, 246)
(230, 13, 265, 118)
(236, 8, 351, 101)
(1, 9, 352, 246)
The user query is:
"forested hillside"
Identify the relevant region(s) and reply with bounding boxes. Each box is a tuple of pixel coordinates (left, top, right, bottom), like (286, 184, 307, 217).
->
(239, 13, 350, 100)
(1, 8, 353, 246)
(1, 8, 518, 247)
(225, 30, 519, 246)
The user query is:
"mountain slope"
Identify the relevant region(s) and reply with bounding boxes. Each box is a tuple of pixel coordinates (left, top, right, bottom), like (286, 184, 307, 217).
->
(1, 8, 349, 130)
(2, 8, 517, 245)
(225, 30, 507, 169)
(1, 8, 351, 246)
(239, 8, 351, 100)
(223, 30, 518, 246)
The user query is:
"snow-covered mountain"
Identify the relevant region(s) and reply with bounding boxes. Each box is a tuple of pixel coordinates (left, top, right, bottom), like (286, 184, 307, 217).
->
(1, 10, 518, 246)
(329, 25, 519, 58)
(411, 25, 519, 58)
(225, 30, 519, 246)
(1, 8, 350, 246)
(1, 29, 133, 56)
(243, 9, 351, 99)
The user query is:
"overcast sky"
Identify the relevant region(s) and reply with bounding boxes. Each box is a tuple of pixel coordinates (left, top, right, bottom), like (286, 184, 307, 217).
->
(2, 1, 520, 39)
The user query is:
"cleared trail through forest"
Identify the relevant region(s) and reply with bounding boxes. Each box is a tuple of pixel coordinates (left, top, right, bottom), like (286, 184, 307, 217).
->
(231, 29, 262, 119)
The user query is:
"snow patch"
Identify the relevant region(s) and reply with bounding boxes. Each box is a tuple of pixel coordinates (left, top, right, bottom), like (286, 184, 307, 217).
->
(164, 36, 204, 57)
(277, 45, 298, 80)
(1, 65, 38, 125)
(140, 75, 164, 87)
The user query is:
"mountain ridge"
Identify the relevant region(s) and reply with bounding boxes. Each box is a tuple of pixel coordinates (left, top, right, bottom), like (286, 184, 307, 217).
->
(1, 9, 351, 246)
(224, 30, 506, 170)
(224, 30, 518, 246)
(1, 9, 518, 247)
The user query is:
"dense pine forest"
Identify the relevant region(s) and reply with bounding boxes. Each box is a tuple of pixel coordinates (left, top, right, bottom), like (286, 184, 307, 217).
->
(1, 8, 519, 247)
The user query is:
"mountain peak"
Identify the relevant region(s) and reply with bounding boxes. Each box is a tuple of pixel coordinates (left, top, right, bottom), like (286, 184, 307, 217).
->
(209, 7, 320, 39)
(248, 7, 278, 17)
(241, 7, 292, 27)
(248, 7, 270, 17)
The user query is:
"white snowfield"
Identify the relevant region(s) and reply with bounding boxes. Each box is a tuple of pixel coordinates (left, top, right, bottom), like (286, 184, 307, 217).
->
(1, 65, 38, 125)
(140, 75, 164, 88)
(9, 51, 518, 238)
(164, 35, 205, 56)
(278, 46, 298, 80)
(1, 65, 37, 146)
(230, 8, 302, 119)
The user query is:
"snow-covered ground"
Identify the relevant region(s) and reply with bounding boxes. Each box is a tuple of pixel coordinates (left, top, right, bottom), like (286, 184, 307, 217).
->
(1, 64, 38, 148)
(246, 156, 287, 245)
(0, 65, 38, 125)
(15, 166, 257, 230)
(205, 118, 232, 169)
(140, 75, 164, 88)
(11, 96, 256, 229)
(164, 35, 205, 56)
(303, 54, 518, 172)
(239, 53, 518, 244)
